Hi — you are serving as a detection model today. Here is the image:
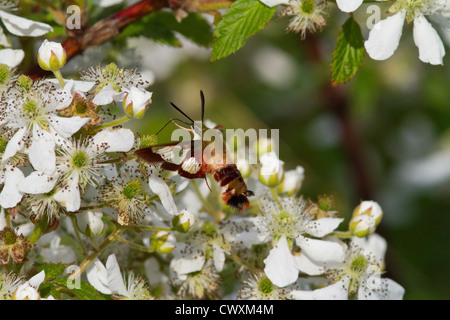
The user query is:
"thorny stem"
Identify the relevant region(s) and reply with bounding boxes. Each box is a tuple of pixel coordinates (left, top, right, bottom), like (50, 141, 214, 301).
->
(68, 227, 124, 281)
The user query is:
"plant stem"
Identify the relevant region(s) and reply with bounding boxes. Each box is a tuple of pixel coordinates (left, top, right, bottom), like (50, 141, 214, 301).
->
(270, 187, 283, 209)
(130, 225, 173, 232)
(93, 115, 131, 130)
(68, 227, 124, 281)
(69, 214, 87, 255)
(329, 230, 354, 239)
(28, 219, 48, 245)
(52, 69, 66, 88)
(116, 236, 154, 252)
(79, 202, 113, 211)
(229, 252, 259, 274)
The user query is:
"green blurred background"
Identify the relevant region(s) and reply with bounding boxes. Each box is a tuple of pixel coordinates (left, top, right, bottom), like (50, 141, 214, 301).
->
(25, 1, 450, 299)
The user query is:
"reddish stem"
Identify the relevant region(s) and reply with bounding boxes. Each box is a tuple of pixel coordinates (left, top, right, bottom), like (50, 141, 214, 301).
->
(28, 0, 169, 79)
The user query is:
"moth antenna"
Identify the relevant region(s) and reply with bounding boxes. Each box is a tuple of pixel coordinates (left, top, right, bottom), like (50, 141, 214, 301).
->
(200, 90, 205, 124)
(169, 102, 194, 124)
(205, 176, 212, 191)
(156, 118, 192, 135)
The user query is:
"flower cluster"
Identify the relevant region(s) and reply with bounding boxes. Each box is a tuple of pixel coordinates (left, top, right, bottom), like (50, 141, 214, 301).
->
(0, 39, 404, 300)
(261, 0, 450, 65)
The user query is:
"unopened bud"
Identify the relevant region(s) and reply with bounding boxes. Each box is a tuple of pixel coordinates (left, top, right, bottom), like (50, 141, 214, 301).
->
(350, 201, 383, 237)
(77, 210, 104, 236)
(172, 210, 195, 233)
(123, 87, 152, 119)
(150, 231, 175, 254)
(349, 215, 376, 237)
(259, 152, 284, 187)
(277, 165, 304, 196)
(37, 40, 66, 71)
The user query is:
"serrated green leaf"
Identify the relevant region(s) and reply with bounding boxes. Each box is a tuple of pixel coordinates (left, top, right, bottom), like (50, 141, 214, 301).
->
(211, 0, 276, 61)
(53, 277, 108, 300)
(331, 17, 365, 86)
(35, 262, 68, 280)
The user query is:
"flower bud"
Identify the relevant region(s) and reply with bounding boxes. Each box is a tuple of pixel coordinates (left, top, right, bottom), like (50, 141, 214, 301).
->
(77, 210, 104, 236)
(259, 152, 284, 187)
(172, 209, 195, 233)
(349, 215, 376, 237)
(123, 87, 152, 119)
(353, 201, 383, 225)
(150, 231, 175, 254)
(37, 40, 66, 71)
(277, 165, 304, 196)
(236, 158, 251, 179)
(254, 137, 275, 158)
(350, 201, 383, 237)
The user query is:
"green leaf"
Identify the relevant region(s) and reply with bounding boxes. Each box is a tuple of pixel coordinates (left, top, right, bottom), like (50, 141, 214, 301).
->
(35, 262, 68, 280)
(120, 11, 213, 47)
(331, 17, 365, 86)
(120, 12, 181, 47)
(211, 0, 276, 61)
(164, 13, 213, 47)
(53, 277, 108, 300)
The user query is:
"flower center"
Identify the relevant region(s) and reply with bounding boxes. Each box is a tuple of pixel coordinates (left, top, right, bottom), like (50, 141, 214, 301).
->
(301, 0, 315, 14)
(2, 228, 17, 246)
(350, 254, 368, 276)
(389, 0, 427, 22)
(123, 180, 141, 199)
(0, 64, 11, 85)
(22, 99, 40, 118)
(0, 136, 7, 154)
(72, 150, 89, 168)
(257, 275, 273, 295)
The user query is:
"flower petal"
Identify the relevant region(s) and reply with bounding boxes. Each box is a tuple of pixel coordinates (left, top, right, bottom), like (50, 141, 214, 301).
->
(296, 235, 346, 263)
(49, 115, 90, 139)
(54, 178, 80, 212)
(148, 170, 178, 216)
(28, 270, 46, 288)
(106, 254, 128, 296)
(0, 166, 24, 208)
(0, 48, 24, 68)
(92, 84, 119, 105)
(358, 278, 405, 300)
(19, 171, 57, 194)
(336, 0, 363, 12)
(304, 217, 343, 237)
(365, 11, 406, 60)
(92, 128, 135, 153)
(2, 127, 26, 164)
(413, 14, 445, 65)
(170, 242, 206, 276)
(295, 253, 326, 276)
(29, 127, 55, 174)
(86, 259, 111, 294)
(259, 0, 289, 7)
(213, 244, 226, 272)
(0, 10, 53, 37)
(291, 278, 349, 300)
(263, 236, 299, 287)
